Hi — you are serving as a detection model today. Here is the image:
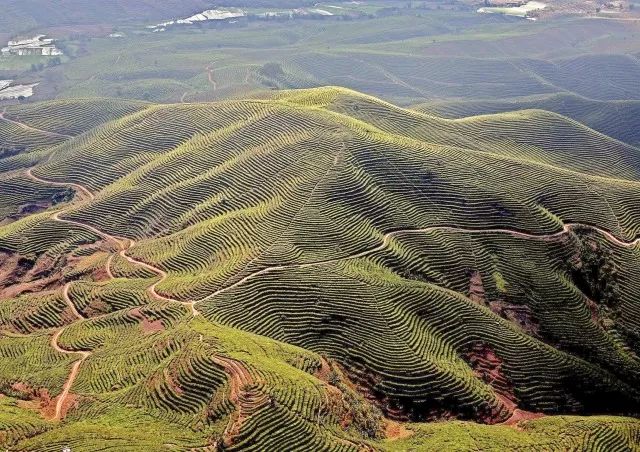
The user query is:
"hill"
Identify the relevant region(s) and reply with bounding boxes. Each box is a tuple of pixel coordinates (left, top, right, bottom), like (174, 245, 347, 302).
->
(412, 93, 640, 148)
(6, 11, 639, 108)
(0, 89, 639, 450)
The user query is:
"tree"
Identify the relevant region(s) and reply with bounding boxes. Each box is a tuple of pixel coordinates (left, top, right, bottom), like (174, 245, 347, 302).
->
(47, 56, 61, 67)
(258, 62, 285, 79)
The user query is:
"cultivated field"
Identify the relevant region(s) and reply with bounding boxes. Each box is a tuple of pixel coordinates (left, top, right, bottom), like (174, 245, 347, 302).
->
(1, 89, 639, 449)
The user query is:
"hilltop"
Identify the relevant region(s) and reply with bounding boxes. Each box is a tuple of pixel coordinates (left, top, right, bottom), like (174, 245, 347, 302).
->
(0, 88, 639, 450)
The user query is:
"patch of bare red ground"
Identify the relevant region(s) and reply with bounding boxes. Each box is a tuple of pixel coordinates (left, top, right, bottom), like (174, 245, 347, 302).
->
(334, 362, 420, 424)
(212, 355, 269, 448)
(489, 300, 540, 337)
(495, 392, 544, 429)
(468, 270, 486, 305)
(164, 367, 184, 395)
(501, 408, 545, 428)
(51, 392, 80, 420)
(0, 243, 112, 300)
(315, 358, 414, 446)
(464, 343, 545, 426)
(385, 420, 414, 440)
(82, 299, 109, 317)
(11, 382, 60, 418)
(129, 307, 164, 334)
(584, 298, 601, 324)
(313, 358, 353, 427)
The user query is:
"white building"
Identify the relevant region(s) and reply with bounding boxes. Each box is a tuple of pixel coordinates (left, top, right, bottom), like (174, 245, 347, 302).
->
(1, 35, 63, 57)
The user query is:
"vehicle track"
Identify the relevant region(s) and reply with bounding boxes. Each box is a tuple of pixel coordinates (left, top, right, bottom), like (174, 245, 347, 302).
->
(49, 329, 89, 421)
(196, 222, 639, 304)
(26, 167, 199, 420)
(25, 165, 640, 430)
(47, 281, 90, 420)
(206, 63, 218, 91)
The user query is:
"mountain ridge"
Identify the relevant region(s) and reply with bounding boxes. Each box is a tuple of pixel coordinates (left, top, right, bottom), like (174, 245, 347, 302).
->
(1, 87, 640, 450)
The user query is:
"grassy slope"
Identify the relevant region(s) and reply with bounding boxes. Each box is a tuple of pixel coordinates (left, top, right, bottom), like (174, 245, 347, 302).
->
(412, 93, 640, 147)
(17, 13, 637, 107)
(0, 92, 639, 449)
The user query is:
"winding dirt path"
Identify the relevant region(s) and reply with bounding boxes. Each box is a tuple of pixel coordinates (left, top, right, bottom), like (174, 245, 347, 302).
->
(0, 108, 73, 139)
(47, 282, 89, 421)
(49, 329, 89, 421)
(206, 64, 218, 91)
(62, 282, 85, 320)
(25, 167, 199, 420)
(105, 254, 115, 280)
(26, 168, 94, 202)
(24, 164, 640, 430)
(26, 168, 198, 315)
(196, 222, 639, 304)
(117, 242, 199, 316)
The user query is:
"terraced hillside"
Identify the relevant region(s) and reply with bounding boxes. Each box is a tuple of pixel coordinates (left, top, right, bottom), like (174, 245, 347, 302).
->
(1, 90, 640, 450)
(412, 93, 640, 148)
(17, 12, 640, 108)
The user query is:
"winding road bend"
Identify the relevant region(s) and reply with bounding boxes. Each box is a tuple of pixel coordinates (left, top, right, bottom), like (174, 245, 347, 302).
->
(206, 64, 218, 91)
(25, 167, 199, 420)
(195, 222, 639, 305)
(23, 164, 640, 426)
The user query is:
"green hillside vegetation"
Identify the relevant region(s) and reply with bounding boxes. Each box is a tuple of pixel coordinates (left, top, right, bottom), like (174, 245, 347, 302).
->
(1, 90, 639, 449)
(412, 93, 640, 148)
(15, 13, 639, 108)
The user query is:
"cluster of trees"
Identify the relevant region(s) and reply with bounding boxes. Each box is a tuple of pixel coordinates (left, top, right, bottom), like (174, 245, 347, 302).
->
(30, 56, 62, 72)
(568, 230, 621, 328)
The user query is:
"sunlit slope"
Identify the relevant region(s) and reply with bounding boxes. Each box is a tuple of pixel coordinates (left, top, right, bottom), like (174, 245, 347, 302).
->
(0, 98, 150, 221)
(18, 88, 640, 424)
(3, 98, 148, 137)
(272, 87, 640, 181)
(412, 93, 640, 148)
(262, 52, 640, 105)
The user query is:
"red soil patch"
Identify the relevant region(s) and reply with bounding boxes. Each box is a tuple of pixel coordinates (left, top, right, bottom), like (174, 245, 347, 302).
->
(468, 270, 486, 305)
(12, 382, 57, 418)
(464, 343, 515, 422)
(464, 343, 545, 426)
(164, 368, 184, 395)
(314, 356, 333, 382)
(385, 420, 413, 440)
(83, 299, 110, 317)
(130, 307, 164, 334)
(584, 297, 600, 324)
(212, 355, 270, 447)
(0, 243, 111, 301)
(49, 392, 79, 420)
(501, 408, 545, 428)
